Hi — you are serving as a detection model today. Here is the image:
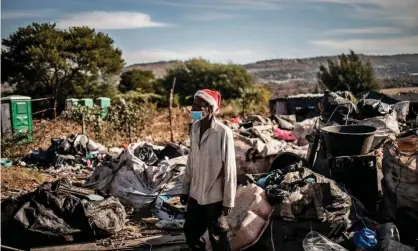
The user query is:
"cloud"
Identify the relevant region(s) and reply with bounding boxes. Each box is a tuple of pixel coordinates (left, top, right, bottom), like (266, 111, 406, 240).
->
(56, 11, 168, 30)
(1, 9, 59, 20)
(311, 36, 418, 54)
(122, 48, 270, 65)
(345, 0, 418, 28)
(325, 26, 402, 35)
(186, 12, 238, 21)
(149, 0, 417, 28)
(147, 0, 282, 10)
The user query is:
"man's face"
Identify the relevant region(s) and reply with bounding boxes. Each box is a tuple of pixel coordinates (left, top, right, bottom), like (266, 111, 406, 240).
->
(192, 96, 210, 111)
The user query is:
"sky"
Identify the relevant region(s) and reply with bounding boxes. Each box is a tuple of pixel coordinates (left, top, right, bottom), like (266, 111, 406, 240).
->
(1, 0, 418, 66)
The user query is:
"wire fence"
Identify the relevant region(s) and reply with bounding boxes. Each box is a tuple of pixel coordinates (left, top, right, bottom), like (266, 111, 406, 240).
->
(31, 97, 56, 120)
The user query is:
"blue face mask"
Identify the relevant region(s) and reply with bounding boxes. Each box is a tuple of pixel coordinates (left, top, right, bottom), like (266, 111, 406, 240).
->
(191, 111, 203, 120)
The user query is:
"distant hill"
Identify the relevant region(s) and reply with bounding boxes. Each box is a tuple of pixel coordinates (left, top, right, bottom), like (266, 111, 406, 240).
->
(125, 54, 418, 88)
(244, 54, 418, 86)
(124, 60, 180, 79)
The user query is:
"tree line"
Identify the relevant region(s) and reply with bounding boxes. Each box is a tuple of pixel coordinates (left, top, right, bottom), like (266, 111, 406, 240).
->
(1, 22, 381, 115)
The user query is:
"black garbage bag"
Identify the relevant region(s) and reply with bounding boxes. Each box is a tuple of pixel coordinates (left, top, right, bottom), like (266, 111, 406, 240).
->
(156, 143, 189, 160)
(378, 239, 414, 251)
(1, 179, 126, 249)
(378, 223, 400, 242)
(134, 143, 160, 166)
(265, 185, 290, 204)
(357, 99, 392, 118)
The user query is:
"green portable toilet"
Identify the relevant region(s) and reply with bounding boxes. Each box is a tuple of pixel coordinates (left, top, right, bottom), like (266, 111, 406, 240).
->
(66, 98, 79, 109)
(78, 98, 93, 108)
(95, 97, 111, 117)
(1, 95, 33, 142)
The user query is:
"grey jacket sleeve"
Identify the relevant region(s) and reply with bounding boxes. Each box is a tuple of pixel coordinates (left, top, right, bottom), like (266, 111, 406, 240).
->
(222, 129, 237, 208)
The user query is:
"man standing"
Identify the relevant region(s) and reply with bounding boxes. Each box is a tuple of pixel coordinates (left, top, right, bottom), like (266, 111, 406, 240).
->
(181, 89, 237, 251)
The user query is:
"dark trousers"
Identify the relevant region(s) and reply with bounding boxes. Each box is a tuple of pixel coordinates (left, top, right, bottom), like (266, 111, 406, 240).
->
(184, 197, 231, 251)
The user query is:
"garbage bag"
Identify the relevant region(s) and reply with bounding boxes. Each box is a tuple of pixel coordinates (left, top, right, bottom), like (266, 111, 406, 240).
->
(357, 99, 392, 118)
(303, 231, 348, 251)
(265, 185, 290, 204)
(156, 143, 189, 160)
(203, 184, 272, 251)
(381, 138, 418, 220)
(378, 223, 400, 242)
(1, 179, 126, 249)
(378, 239, 414, 251)
(357, 111, 400, 135)
(85, 142, 187, 209)
(392, 101, 410, 122)
(134, 143, 160, 166)
(353, 228, 378, 249)
(155, 219, 185, 230)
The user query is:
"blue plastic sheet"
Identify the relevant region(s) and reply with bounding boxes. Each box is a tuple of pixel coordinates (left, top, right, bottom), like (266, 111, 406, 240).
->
(256, 175, 270, 188)
(353, 228, 378, 249)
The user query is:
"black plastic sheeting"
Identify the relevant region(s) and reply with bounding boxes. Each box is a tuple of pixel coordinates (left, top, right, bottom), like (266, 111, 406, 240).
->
(357, 99, 392, 118)
(134, 143, 160, 166)
(133, 143, 189, 166)
(1, 179, 126, 249)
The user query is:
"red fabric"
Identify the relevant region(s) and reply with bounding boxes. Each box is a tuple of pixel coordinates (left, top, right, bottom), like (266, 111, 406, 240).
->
(232, 116, 240, 124)
(274, 128, 297, 141)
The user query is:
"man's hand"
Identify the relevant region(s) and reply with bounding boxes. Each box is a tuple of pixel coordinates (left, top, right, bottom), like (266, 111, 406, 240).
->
(180, 194, 189, 205)
(222, 207, 232, 216)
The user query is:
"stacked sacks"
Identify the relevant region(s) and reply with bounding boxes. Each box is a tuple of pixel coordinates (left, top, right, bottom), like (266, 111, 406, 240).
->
(380, 136, 418, 246)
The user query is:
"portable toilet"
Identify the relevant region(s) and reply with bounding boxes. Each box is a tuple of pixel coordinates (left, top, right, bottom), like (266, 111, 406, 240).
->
(65, 98, 79, 109)
(78, 98, 93, 108)
(95, 97, 111, 117)
(1, 95, 33, 142)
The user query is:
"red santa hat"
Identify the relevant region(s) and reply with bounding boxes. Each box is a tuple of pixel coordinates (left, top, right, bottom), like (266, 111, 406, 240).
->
(194, 89, 221, 113)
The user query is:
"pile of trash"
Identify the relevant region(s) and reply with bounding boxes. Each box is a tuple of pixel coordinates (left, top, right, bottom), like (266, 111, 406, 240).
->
(84, 142, 189, 209)
(228, 156, 415, 251)
(2, 89, 416, 251)
(22, 134, 108, 171)
(220, 90, 418, 251)
(1, 178, 126, 249)
(231, 114, 311, 175)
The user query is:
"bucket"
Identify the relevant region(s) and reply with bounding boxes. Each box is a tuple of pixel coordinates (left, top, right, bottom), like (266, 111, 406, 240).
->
(321, 125, 377, 156)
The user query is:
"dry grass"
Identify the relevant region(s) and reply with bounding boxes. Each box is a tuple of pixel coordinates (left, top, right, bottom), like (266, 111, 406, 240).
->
(0, 166, 54, 199)
(380, 87, 418, 95)
(1, 108, 191, 159)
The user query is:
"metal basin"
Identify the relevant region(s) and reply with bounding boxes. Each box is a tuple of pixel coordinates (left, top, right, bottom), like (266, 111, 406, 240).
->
(321, 125, 377, 156)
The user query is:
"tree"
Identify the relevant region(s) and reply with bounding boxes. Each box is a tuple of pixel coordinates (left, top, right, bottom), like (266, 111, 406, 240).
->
(317, 50, 380, 97)
(1, 22, 124, 109)
(118, 69, 156, 93)
(160, 58, 254, 106)
(240, 84, 272, 115)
